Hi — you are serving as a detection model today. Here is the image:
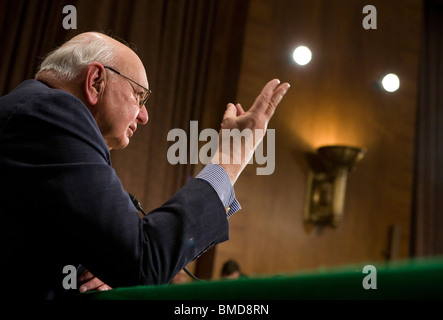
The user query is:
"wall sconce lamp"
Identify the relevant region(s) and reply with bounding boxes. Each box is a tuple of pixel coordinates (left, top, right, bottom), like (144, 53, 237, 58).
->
(304, 145, 366, 227)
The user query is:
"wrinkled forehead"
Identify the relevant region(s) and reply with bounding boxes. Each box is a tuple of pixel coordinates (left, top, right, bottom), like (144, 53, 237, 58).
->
(113, 46, 149, 89)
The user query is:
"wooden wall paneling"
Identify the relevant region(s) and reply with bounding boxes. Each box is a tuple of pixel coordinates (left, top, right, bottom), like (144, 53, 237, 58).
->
(213, 0, 423, 278)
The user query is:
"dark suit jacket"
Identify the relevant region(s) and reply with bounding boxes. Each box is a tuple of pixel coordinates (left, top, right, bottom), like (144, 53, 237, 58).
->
(0, 80, 229, 299)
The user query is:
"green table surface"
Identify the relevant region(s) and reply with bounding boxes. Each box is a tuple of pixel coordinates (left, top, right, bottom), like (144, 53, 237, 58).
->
(86, 256, 443, 300)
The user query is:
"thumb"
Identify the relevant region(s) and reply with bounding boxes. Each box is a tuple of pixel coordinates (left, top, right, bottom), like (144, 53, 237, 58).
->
(223, 103, 237, 120)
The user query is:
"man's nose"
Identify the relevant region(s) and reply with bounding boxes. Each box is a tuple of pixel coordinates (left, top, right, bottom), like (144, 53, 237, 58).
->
(137, 105, 149, 125)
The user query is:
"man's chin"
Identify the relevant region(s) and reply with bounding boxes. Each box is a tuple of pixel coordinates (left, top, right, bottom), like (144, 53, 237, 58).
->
(107, 137, 130, 151)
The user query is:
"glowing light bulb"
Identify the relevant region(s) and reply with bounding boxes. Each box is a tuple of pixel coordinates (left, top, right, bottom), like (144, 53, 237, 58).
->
(381, 73, 400, 92)
(292, 46, 312, 66)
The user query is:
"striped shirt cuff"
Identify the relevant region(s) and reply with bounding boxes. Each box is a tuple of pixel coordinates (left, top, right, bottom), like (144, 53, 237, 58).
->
(196, 163, 241, 218)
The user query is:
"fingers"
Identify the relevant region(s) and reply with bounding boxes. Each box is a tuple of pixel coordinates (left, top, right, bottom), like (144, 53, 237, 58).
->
(266, 82, 290, 118)
(96, 284, 112, 291)
(263, 79, 282, 95)
(79, 276, 112, 293)
(77, 269, 94, 283)
(251, 79, 281, 111)
(78, 269, 112, 293)
(252, 79, 290, 118)
(222, 103, 237, 120)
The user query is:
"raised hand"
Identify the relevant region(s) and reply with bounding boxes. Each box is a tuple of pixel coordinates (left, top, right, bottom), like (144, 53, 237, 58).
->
(211, 79, 290, 184)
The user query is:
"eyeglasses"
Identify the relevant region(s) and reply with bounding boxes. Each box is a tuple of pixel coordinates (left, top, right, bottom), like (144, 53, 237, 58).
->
(104, 66, 151, 108)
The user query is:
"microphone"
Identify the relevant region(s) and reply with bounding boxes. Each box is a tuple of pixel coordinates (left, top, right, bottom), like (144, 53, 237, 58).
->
(128, 193, 148, 216)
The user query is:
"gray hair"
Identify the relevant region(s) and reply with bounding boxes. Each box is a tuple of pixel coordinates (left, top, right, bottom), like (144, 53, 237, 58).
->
(35, 35, 116, 80)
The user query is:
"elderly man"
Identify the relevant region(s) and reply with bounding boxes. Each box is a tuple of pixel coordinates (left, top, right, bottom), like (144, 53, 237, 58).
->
(0, 32, 289, 299)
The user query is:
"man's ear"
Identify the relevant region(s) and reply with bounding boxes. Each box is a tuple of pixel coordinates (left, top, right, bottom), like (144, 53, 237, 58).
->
(84, 62, 106, 106)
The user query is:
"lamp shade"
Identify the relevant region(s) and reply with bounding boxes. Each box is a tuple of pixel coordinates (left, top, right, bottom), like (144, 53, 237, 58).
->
(317, 145, 366, 169)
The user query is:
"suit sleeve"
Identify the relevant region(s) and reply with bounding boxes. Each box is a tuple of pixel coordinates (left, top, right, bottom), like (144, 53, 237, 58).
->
(0, 88, 229, 288)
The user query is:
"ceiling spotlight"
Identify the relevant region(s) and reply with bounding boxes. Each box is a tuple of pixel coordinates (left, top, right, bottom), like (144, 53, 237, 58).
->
(293, 46, 312, 66)
(381, 73, 400, 92)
